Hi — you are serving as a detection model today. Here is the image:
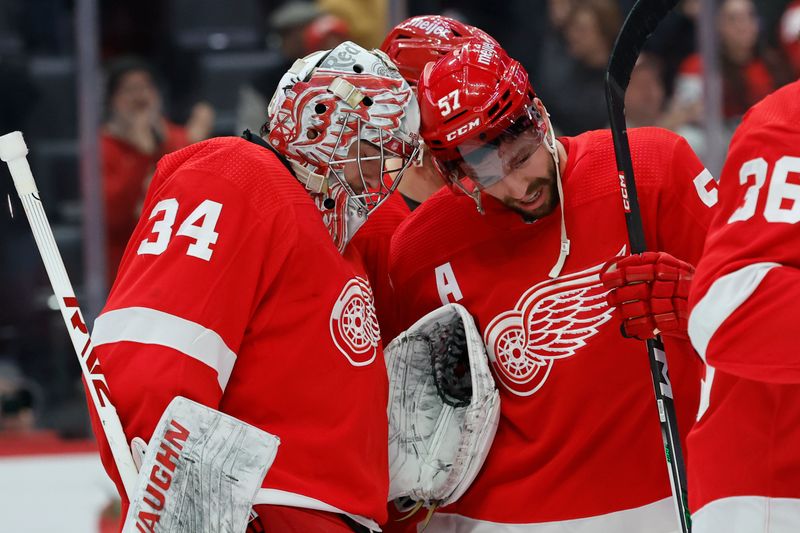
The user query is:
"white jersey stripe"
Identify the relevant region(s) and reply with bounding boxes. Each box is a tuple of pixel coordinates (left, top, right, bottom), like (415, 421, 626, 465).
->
(93, 307, 236, 391)
(688, 262, 780, 363)
(420, 497, 679, 532)
(692, 496, 800, 533)
(253, 488, 380, 531)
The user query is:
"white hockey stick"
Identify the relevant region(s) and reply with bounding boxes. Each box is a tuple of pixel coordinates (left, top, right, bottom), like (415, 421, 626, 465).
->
(0, 130, 140, 497)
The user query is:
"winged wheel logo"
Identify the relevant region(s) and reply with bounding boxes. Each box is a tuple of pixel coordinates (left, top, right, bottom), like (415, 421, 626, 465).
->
(484, 247, 625, 396)
(330, 277, 380, 366)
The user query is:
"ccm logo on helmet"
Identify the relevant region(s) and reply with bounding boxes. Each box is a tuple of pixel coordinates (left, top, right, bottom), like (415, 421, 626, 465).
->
(446, 118, 481, 141)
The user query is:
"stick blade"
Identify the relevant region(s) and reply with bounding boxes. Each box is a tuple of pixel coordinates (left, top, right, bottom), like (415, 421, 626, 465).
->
(121, 396, 280, 533)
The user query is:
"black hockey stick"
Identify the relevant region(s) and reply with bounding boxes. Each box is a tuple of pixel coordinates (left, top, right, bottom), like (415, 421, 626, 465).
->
(604, 1, 691, 532)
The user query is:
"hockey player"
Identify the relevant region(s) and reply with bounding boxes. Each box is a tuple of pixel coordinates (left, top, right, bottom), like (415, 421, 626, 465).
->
(380, 14, 498, 211)
(352, 15, 499, 345)
(388, 40, 716, 532)
(89, 42, 420, 532)
(687, 80, 800, 532)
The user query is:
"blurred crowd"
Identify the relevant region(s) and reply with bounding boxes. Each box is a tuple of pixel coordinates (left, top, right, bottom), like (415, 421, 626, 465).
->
(0, 0, 799, 439)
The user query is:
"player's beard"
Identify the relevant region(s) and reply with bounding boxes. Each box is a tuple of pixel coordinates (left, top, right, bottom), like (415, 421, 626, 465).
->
(501, 156, 559, 223)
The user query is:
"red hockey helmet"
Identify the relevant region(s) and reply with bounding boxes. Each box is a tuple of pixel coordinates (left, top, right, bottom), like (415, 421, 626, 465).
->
(380, 15, 498, 87)
(417, 40, 546, 194)
(418, 40, 570, 277)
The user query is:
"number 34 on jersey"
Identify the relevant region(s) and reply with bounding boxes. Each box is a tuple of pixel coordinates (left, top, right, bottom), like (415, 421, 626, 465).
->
(137, 199, 223, 261)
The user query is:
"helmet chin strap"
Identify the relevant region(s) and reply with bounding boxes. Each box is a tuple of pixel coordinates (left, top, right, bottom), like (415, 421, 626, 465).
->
(291, 161, 329, 194)
(541, 107, 570, 279)
(343, 197, 368, 245)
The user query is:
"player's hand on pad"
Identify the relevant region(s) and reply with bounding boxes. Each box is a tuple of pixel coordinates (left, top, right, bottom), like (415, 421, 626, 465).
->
(600, 251, 694, 341)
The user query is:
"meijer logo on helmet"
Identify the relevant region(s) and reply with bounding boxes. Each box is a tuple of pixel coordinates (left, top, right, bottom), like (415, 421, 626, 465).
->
(406, 18, 449, 38)
(476, 42, 495, 65)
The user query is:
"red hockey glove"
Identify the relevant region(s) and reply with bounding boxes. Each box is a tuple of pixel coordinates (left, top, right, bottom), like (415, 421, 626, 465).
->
(599, 251, 694, 341)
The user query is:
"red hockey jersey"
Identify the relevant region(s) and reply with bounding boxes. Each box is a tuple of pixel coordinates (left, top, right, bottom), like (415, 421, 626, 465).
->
(90, 136, 388, 529)
(351, 190, 411, 346)
(389, 128, 713, 530)
(686, 81, 800, 522)
(688, 80, 800, 383)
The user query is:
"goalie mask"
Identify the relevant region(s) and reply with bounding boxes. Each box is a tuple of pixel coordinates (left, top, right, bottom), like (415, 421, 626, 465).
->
(385, 303, 500, 511)
(266, 41, 421, 252)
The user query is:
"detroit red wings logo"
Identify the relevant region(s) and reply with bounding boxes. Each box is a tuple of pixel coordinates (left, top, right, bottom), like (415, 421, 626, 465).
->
(484, 248, 625, 396)
(330, 277, 381, 366)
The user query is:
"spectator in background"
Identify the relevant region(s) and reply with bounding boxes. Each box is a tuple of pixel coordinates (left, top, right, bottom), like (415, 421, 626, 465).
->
(548, 0, 574, 29)
(644, 0, 700, 91)
(102, 56, 214, 284)
(319, 0, 388, 48)
(675, 0, 774, 120)
(624, 51, 706, 135)
(780, 0, 800, 76)
(237, 2, 351, 133)
(625, 53, 668, 128)
(670, 0, 776, 158)
(535, 0, 622, 135)
(304, 12, 350, 51)
(533, 0, 575, 110)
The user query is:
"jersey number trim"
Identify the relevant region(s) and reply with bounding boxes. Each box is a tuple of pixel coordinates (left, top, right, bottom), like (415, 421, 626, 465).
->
(138, 199, 223, 261)
(729, 156, 800, 224)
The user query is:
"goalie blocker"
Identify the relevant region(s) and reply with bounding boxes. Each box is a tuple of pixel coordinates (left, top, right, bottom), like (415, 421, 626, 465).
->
(122, 397, 279, 533)
(385, 303, 500, 513)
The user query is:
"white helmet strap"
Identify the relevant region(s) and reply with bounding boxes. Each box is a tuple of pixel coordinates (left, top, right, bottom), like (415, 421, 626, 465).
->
(541, 106, 570, 279)
(291, 163, 329, 194)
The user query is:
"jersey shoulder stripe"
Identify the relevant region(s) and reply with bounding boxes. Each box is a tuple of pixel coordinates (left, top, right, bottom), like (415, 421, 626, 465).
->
(94, 306, 237, 391)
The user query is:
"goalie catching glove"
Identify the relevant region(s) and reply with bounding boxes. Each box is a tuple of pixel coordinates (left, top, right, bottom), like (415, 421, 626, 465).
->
(385, 303, 500, 510)
(600, 251, 695, 341)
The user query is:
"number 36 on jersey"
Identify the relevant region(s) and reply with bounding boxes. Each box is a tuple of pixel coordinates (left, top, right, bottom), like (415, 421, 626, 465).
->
(729, 156, 800, 224)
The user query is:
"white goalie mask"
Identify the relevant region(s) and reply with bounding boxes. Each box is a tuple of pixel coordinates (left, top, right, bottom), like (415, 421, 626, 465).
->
(385, 303, 501, 513)
(266, 42, 421, 252)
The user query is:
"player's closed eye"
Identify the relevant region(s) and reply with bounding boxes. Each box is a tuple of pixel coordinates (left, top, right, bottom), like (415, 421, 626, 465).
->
(509, 151, 532, 171)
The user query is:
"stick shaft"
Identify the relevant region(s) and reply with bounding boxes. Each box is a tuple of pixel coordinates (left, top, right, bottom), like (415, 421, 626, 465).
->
(2, 132, 138, 498)
(604, 2, 691, 531)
